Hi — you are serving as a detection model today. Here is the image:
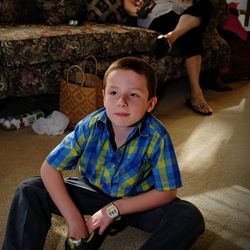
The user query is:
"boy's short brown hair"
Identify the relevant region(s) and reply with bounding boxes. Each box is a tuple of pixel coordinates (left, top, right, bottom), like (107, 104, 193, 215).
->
(103, 57, 157, 99)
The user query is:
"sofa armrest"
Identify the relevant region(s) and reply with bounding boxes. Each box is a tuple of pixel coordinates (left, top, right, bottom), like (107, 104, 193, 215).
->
(200, 0, 231, 69)
(209, 0, 229, 27)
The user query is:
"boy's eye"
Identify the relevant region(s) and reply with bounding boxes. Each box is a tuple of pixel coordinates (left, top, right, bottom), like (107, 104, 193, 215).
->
(109, 91, 117, 95)
(130, 93, 140, 97)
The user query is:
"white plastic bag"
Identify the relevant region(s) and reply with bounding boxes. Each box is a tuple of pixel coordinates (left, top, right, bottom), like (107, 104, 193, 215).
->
(32, 111, 69, 135)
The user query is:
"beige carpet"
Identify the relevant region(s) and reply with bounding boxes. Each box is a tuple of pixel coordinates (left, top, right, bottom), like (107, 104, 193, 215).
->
(0, 80, 249, 249)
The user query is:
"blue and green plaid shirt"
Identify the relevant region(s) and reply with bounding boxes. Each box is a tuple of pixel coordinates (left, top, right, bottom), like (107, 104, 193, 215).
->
(47, 108, 182, 197)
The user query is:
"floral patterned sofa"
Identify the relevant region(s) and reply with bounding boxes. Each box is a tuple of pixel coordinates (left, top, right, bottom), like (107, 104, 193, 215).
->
(0, 0, 230, 99)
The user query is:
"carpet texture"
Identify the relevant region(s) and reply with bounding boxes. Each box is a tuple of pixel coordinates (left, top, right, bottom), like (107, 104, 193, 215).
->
(0, 80, 249, 249)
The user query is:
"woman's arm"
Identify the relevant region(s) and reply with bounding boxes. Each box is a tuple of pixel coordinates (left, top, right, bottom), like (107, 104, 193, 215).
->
(40, 160, 89, 239)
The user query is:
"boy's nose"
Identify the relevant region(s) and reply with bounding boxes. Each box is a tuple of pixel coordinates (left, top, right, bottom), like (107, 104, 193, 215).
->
(117, 95, 127, 107)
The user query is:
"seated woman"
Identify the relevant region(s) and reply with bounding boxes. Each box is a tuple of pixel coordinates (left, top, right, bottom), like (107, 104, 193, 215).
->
(124, 0, 214, 115)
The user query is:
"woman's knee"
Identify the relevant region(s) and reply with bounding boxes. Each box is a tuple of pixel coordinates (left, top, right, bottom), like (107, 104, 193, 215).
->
(183, 0, 213, 27)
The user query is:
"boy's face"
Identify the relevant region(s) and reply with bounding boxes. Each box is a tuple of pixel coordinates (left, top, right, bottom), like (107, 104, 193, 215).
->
(103, 69, 157, 128)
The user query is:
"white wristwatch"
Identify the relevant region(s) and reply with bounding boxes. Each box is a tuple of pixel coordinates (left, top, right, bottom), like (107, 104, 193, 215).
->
(106, 202, 121, 221)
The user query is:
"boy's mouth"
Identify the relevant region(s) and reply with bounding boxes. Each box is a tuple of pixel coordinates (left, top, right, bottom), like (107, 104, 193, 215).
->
(114, 112, 130, 117)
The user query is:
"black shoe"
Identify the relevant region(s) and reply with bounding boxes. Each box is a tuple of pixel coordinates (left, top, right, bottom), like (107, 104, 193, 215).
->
(154, 35, 172, 58)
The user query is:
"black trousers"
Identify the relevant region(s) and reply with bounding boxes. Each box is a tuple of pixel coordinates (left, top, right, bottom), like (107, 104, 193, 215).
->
(149, 0, 213, 58)
(3, 176, 205, 250)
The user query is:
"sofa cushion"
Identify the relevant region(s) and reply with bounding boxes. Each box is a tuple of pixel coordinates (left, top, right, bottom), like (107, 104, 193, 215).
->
(0, 0, 232, 100)
(0, 23, 158, 98)
(85, 0, 131, 24)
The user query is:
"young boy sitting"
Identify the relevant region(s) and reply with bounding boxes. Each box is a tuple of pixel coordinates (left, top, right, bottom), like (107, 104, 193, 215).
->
(3, 57, 205, 250)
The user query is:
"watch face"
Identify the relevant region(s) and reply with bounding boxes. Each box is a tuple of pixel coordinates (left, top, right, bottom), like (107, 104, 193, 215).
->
(106, 203, 121, 220)
(107, 204, 119, 218)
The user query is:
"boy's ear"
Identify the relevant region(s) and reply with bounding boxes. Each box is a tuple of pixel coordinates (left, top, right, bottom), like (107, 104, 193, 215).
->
(147, 96, 158, 112)
(102, 89, 106, 105)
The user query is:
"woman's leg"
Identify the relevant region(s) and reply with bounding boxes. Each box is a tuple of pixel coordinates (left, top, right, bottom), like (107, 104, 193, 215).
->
(166, 14, 201, 45)
(165, 1, 214, 114)
(166, 0, 213, 45)
(185, 55, 213, 114)
(150, 2, 214, 114)
(149, 11, 179, 34)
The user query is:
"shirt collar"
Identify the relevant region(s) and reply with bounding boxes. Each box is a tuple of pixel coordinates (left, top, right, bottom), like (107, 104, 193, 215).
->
(96, 108, 151, 138)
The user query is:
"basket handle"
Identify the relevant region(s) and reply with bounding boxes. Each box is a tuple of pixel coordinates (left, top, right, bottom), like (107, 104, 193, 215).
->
(83, 55, 99, 75)
(66, 65, 86, 87)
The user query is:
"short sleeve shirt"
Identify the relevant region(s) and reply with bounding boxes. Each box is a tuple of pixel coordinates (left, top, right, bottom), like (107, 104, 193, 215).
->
(47, 108, 182, 197)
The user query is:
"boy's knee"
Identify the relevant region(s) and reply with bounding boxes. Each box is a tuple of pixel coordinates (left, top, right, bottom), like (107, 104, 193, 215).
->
(162, 198, 205, 234)
(19, 176, 43, 189)
(15, 177, 45, 199)
(176, 199, 205, 235)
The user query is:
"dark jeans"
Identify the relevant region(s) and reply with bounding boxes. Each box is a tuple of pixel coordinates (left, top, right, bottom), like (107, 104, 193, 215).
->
(2, 177, 205, 250)
(149, 0, 213, 58)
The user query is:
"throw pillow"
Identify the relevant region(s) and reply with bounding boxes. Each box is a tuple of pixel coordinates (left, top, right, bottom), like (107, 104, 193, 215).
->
(0, 0, 86, 25)
(0, 0, 43, 24)
(37, 0, 86, 25)
(38, 0, 87, 25)
(0, 0, 23, 23)
(86, 0, 131, 24)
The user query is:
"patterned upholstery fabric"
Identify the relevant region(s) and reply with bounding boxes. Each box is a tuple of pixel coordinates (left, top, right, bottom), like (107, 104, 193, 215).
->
(0, 0, 231, 99)
(201, 0, 231, 69)
(0, 0, 86, 25)
(38, 0, 86, 25)
(222, 39, 250, 81)
(85, 0, 131, 24)
(0, 0, 21, 23)
(0, 24, 157, 97)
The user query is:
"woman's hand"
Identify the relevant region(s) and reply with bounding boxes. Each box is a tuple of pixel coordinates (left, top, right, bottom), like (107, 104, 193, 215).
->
(124, 0, 144, 16)
(180, 0, 193, 7)
(136, 0, 144, 9)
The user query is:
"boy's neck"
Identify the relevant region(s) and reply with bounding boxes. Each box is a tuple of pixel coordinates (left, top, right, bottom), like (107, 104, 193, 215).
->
(112, 125, 135, 149)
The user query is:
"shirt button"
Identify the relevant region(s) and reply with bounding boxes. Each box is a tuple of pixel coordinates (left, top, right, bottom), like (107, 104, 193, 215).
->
(111, 163, 116, 168)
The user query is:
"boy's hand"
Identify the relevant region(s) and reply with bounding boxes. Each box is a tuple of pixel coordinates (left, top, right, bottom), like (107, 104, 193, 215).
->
(86, 206, 113, 235)
(68, 217, 89, 240)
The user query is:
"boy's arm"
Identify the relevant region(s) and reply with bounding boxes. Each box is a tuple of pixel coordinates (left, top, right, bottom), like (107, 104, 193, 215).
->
(40, 160, 89, 239)
(87, 188, 177, 235)
(115, 188, 177, 214)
